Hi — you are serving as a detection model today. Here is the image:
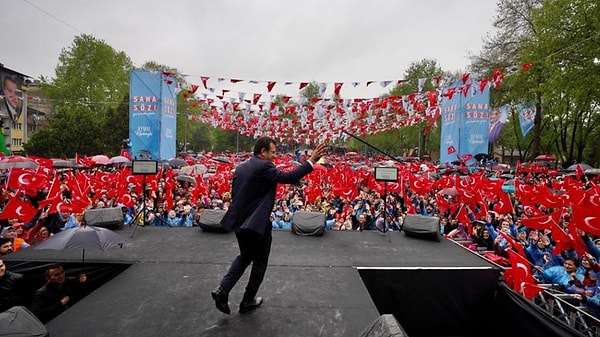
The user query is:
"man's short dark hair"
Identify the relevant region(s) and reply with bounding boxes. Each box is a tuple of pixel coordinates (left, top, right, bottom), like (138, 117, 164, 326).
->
(253, 137, 276, 155)
(0, 237, 11, 246)
(45, 263, 64, 277)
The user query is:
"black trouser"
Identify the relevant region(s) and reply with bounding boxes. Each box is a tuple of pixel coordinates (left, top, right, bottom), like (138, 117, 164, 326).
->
(220, 228, 272, 302)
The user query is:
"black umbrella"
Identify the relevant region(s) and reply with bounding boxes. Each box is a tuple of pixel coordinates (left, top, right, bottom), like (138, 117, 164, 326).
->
(474, 153, 489, 161)
(174, 175, 196, 184)
(34, 225, 127, 270)
(566, 163, 593, 172)
(213, 156, 232, 164)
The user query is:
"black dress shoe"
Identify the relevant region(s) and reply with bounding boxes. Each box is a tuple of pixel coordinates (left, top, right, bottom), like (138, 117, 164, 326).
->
(211, 286, 230, 315)
(239, 297, 263, 313)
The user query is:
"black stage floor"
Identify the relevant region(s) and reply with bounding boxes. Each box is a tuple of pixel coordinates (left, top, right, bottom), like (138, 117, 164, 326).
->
(6, 228, 496, 337)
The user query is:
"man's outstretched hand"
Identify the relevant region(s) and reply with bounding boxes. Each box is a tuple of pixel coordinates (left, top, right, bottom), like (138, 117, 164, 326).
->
(309, 144, 328, 164)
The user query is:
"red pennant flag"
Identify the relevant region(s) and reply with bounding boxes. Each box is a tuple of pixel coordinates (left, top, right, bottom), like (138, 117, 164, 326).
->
(447, 145, 457, 155)
(266, 81, 276, 93)
(334, 82, 343, 96)
(521, 63, 533, 72)
(253, 93, 262, 105)
(200, 76, 209, 89)
(299, 82, 308, 90)
(461, 73, 470, 84)
(0, 197, 39, 223)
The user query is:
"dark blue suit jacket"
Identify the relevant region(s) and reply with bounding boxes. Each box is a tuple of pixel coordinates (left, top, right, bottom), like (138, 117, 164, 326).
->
(220, 156, 313, 235)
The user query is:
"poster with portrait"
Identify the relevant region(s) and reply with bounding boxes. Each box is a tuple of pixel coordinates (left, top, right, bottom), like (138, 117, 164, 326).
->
(0, 69, 25, 126)
(488, 104, 509, 144)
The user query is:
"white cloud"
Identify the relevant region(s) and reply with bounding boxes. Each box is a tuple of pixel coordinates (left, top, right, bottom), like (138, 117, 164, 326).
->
(1, 0, 497, 98)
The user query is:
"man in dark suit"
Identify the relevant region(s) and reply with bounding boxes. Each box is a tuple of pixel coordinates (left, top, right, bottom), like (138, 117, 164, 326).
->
(211, 137, 327, 314)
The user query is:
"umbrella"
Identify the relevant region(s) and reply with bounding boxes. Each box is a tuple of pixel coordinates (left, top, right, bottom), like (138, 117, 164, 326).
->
(52, 158, 76, 169)
(169, 158, 187, 168)
(174, 175, 196, 184)
(474, 153, 489, 161)
(534, 154, 556, 161)
(566, 163, 593, 172)
(34, 225, 127, 269)
(438, 187, 460, 196)
(0, 155, 38, 169)
(109, 155, 131, 165)
(91, 155, 110, 165)
(585, 168, 600, 176)
(213, 156, 232, 164)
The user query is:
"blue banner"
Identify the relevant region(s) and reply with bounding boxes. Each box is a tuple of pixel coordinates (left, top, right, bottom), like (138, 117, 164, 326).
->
(129, 70, 177, 160)
(460, 82, 489, 159)
(440, 80, 490, 163)
(159, 76, 177, 160)
(517, 102, 535, 137)
(440, 83, 461, 164)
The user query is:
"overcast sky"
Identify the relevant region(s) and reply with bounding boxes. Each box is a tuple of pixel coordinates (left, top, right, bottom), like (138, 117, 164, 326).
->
(1, 0, 499, 98)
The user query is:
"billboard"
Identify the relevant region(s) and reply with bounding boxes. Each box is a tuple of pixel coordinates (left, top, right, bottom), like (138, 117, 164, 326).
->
(129, 70, 177, 160)
(440, 80, 490, 164)
(0, 69, 25, 126)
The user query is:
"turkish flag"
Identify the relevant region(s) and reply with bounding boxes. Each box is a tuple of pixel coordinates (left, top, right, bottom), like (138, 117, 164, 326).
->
(6, 168, 47, 195)
(572, 198, 600, 236)
(120, 149, 132, 160)
(506, 250, 537, 296)
(447, 146, 457, 154)
(0, 197, 39, 223)
(519, 210, 561, 231)
(492, 192, 514, 214)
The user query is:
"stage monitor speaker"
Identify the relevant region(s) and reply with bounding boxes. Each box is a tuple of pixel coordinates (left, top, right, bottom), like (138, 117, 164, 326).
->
(359, 314, 408, 337)
(0, 306, 49, 337)
(292, 211, 326, 236)
(402, 214, 440, 241)
(84, 207, 124, 230)
(198, 209, 228, 233)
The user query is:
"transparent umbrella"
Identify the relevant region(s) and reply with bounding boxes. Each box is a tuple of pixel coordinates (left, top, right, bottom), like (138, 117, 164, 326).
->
(0, 155, 38, 169)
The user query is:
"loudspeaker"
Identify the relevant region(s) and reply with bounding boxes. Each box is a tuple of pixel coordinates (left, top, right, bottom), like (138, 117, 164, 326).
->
(359, 314, 408, 337)
(292, 211, 326, 236)
(84, 207, 124, 230)
(0, 306, 49, 337)
(198, 209, 228, 233)
(402, 214, 440, 241)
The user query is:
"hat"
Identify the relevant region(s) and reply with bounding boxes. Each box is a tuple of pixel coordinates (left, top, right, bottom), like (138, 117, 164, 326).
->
(472, 220, 485, 226)
(1, 226, 15, 237)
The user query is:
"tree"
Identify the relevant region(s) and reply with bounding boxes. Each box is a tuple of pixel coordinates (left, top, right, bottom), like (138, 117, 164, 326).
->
(472, 0, 600, 166)
(353, 59, 446, 158)
(25, 34, 133, 157)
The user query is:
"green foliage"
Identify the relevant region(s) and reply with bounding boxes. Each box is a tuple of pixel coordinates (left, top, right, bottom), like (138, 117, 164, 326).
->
(25, 34, 133, 157)
(474, 0, 600, 167)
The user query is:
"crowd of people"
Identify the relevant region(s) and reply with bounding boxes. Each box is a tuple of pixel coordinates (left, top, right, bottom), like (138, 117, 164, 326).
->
(1, 147, 600, 322)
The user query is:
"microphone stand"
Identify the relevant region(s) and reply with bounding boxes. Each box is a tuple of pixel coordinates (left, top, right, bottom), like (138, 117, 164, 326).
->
(343, 131, 403, 163)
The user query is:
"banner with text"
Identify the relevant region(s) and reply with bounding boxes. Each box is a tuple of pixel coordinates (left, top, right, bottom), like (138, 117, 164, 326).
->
(517, 102, 535, 138)
(129, 70, 177, 160)
(440, 80, 490, 164)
